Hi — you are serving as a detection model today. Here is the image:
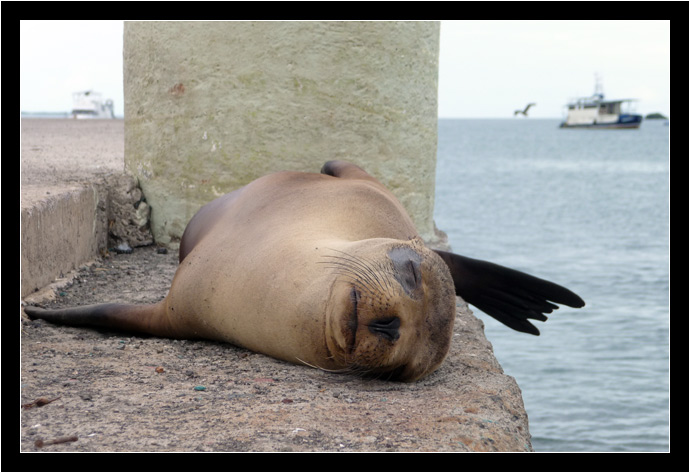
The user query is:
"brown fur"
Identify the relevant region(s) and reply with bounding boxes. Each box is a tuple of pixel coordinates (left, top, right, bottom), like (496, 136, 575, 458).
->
(27, 161, 457, 381)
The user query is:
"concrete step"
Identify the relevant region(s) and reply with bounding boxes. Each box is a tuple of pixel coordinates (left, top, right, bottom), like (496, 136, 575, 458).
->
(21, 183, 107, 298)
(20, 118, 151, 300)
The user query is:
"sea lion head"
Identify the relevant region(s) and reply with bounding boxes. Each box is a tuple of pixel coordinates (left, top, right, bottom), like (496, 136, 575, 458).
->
(323, 237, 456, 382)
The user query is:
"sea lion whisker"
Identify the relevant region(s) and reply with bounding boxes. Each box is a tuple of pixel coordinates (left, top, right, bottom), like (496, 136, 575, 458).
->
(322, 250, 383, 278)
(320, 260, 385, 295)
(353, 254, 398, 293)
(321, 254, 385, 288)
(318, 268, 382, 306)
(318, 262, 378, 291)
(295, 357, 353, 374)
(322, 251, 393, 294)
(296, 357, 368, 379)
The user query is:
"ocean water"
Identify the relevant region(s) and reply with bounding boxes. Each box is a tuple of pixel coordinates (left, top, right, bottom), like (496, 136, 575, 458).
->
(434, 118, 670, 452)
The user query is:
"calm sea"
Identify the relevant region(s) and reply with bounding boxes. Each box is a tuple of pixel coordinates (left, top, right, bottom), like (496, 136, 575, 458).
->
(434, 118, 670, 452)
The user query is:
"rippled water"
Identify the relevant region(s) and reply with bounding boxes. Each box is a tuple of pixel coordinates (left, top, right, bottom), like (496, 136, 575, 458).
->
(434, 118, 669, 452)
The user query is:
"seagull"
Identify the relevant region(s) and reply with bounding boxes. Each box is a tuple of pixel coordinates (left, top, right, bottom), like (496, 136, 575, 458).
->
(514, 103, 536, 117)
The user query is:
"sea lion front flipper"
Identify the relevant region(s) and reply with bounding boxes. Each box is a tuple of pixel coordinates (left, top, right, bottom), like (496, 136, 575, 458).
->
(433, 250, 585, 335)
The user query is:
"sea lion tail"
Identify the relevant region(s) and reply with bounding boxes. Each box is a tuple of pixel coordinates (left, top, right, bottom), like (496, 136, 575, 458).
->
(433, 250, 585, 335)
(24, 302, 181, 338)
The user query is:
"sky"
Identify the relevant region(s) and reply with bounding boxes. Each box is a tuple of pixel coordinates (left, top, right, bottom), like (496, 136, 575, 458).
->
(20, 20, 670, 119)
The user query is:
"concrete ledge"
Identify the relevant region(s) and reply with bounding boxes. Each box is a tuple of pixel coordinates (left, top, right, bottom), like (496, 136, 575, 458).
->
(21, 249, 533, 452)
(20, 177, 153, 300)
(20, 184, 106, 298)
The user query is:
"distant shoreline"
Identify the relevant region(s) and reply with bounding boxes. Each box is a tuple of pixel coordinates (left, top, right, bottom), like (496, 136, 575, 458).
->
(21, 112, 124, 119)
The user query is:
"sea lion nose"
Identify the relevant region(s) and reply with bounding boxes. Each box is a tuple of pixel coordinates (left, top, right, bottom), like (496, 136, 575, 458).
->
(367, 317, 401, 341)
(388, 247, 422, 297)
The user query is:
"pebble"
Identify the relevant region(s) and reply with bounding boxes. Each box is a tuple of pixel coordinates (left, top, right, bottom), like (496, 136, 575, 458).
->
(113, 242, 133, 254)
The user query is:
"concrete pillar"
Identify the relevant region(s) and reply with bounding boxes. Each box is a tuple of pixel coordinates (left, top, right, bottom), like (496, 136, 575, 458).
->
(124, 21, 442, 247)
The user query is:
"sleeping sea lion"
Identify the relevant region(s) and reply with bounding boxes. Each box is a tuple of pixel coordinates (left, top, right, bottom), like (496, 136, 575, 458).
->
(24, 160, 584, 381)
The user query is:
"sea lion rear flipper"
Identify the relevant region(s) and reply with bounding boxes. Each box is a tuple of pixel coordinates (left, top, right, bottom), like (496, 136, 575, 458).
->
(24, 302, 181, 338)
(433, 250, 585, 335)
(320, 160, 381, 183)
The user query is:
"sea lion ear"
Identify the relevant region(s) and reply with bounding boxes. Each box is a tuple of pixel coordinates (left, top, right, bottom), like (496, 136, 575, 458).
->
(432, 250, 585, 336)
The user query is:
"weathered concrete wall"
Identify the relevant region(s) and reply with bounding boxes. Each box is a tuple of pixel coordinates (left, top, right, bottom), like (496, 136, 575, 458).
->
(124, 21, 442, 247)
(21, 185, 104, 297)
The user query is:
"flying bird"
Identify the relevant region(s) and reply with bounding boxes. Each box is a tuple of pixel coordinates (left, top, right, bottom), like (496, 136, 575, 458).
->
(514, 103, 536, 117)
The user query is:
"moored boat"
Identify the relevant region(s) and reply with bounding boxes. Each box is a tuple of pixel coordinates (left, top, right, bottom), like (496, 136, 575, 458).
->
(71, 91, 115, 119)
(560, 79, 642, 129)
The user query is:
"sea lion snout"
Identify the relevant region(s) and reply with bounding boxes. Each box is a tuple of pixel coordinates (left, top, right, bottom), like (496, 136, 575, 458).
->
(366, 316, 401, 341)
(321, 239, 456, 381)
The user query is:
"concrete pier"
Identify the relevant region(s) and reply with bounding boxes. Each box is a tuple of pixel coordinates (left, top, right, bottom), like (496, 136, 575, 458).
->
(20, 21, 533, 452)
(20, 117, 532, 452)
(124, 21, 444, 247)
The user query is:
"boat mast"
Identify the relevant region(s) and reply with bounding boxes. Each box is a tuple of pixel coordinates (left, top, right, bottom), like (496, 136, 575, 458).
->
(593, 73, 604, 100)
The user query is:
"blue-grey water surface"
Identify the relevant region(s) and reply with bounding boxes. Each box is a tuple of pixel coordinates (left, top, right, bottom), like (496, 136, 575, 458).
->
(434, 118, 669, 452)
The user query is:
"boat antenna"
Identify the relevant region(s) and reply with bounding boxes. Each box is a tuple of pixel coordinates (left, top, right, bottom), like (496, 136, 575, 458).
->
(594, 73, 604, 100)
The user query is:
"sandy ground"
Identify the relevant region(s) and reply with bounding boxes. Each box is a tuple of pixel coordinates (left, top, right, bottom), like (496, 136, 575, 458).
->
(20, 118, 533, 453)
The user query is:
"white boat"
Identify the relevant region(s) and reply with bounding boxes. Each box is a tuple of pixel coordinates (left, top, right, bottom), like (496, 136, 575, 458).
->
(560, 79, 642, 129)
(71, 91, 115, 119)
